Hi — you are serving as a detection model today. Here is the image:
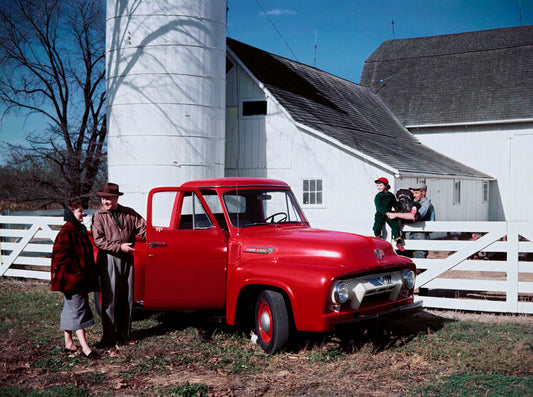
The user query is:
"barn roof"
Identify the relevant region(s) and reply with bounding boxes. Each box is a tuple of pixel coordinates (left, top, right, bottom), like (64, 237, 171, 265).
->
(359, 26, 533, 126)
(227, 38, 490, 179)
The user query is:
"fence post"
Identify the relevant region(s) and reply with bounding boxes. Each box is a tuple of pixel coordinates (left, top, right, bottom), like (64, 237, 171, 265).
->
(506, 222, 520, 312)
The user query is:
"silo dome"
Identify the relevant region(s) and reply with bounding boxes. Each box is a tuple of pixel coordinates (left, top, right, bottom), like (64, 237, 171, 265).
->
(106, 0, 227, 215)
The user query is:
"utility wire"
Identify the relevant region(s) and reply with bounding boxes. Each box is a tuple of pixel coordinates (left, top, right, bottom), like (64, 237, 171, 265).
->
(255, 0, 298, 61)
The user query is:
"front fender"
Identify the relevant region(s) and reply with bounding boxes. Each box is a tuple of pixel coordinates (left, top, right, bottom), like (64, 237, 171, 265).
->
(226, 262, 335, 332)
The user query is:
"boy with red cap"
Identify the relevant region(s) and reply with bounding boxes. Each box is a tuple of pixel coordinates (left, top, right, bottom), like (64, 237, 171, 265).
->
(373, 177, 404, 250)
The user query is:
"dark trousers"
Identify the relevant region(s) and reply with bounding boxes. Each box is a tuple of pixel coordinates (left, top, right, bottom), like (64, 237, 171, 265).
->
(373, 213, 401, 240)
(98, 251, 134, 344)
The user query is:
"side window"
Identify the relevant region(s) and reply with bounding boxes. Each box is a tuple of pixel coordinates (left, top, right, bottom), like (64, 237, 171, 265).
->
(453, 180, 461, 205)
(482, 181, 489, 203)
(302, 178, 323, 206)
(179, 192, 213, 230)
(150, 191, 179, 228)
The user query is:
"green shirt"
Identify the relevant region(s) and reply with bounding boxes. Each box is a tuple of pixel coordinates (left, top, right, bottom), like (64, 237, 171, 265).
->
(374, 191, 396, 215)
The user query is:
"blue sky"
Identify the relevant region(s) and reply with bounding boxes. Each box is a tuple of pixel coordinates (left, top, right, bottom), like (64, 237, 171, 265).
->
(1, 0, 532, 150)
(227, 0, 532, 83)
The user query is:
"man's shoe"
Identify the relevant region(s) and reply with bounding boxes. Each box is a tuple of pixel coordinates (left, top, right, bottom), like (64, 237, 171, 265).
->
(95, 340, 115, 349)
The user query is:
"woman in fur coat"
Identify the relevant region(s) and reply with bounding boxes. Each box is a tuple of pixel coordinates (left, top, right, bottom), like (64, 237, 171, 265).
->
(51, 200, 99, 359)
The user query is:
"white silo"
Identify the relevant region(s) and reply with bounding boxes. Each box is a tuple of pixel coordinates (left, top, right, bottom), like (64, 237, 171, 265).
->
(106, 0, 227, 215)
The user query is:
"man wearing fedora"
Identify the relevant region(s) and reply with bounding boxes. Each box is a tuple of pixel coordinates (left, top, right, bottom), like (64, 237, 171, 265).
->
(91, 182, 146, 347)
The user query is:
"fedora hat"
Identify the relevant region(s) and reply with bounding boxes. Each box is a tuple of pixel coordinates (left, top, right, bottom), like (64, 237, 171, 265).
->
(97, 182, 124, 197)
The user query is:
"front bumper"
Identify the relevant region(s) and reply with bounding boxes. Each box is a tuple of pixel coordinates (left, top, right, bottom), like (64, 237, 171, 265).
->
(334, 300, 423, 330)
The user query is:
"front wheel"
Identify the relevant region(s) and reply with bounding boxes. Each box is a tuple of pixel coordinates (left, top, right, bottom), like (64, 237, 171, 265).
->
(255, 290, 290, 354)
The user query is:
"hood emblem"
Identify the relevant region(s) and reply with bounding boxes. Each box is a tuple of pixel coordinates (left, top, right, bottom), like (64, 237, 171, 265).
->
(244, 246, 275, 254)
(374, 249, 384, 260)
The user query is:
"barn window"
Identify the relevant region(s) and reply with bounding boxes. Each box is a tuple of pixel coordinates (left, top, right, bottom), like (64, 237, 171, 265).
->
(303, 178, 323, 206)
(453, 180, 461, 205)
(482, 181, 489, 203)
(242, 100, 267, 116)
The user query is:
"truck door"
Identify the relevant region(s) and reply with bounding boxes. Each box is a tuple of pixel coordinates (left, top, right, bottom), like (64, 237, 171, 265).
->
(143, 187, 228, 310)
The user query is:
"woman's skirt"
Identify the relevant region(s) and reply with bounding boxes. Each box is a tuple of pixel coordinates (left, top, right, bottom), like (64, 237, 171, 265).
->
(60, 293, 94, 331)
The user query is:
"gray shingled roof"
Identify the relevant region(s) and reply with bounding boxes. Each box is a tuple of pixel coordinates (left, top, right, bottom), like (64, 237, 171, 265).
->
(360, 26, 533, 126)
(227, 38, 490, 179)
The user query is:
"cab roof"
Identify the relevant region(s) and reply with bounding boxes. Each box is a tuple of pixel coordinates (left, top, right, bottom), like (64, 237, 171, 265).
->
(179, 177, 289, 189)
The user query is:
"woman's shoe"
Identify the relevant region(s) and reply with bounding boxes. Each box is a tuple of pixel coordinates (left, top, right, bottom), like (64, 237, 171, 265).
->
(64, 347, 78, 354)
(81, 350, 99, 360)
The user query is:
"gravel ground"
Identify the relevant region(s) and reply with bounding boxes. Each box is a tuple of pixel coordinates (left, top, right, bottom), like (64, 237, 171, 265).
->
(418, 309, 533, 325)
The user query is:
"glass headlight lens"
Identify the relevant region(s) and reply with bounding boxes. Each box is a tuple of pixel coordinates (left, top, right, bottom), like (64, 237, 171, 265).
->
(403, 270, 416, 289)
(334, 282, 349, 304)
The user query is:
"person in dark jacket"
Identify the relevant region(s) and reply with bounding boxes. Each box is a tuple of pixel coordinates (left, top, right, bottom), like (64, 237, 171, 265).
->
(51, 200, 99, 359)
(372, 177, 404, 251)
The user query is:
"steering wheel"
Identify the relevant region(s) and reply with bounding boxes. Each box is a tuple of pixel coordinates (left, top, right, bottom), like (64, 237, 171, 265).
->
(264, 212, 288, 223)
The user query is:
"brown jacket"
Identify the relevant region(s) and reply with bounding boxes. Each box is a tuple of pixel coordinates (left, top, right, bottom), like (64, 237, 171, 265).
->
(91, 204, 146, 254)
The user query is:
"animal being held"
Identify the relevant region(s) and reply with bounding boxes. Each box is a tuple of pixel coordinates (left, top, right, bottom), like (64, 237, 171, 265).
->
(395, 189, 420, 222)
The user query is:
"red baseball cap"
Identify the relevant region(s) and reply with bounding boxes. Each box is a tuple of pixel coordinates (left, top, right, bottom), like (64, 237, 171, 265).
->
(375, 177, 389, 185)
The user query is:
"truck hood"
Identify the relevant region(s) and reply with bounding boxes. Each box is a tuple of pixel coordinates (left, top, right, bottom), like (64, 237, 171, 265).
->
(236, 225, 412, 274)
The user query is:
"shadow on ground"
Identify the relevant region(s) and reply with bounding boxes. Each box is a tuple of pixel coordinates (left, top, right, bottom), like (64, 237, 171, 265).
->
(129, 308, 453, 354)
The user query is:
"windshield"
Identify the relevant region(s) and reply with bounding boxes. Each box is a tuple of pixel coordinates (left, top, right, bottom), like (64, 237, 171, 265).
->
(223, 189, 307, 227)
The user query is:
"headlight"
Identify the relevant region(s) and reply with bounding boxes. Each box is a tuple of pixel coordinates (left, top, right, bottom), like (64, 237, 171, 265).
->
(403, 270, 416, 289)
(333, 282, 349, 304)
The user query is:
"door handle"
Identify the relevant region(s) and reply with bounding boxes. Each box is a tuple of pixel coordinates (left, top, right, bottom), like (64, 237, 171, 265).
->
(149, 242, 168, 248)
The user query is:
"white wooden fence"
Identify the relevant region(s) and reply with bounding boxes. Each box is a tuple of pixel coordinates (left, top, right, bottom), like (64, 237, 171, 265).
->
(1, 216, 532, 314)
(402, 221, 533, 314)
(0, 216, 64, 280)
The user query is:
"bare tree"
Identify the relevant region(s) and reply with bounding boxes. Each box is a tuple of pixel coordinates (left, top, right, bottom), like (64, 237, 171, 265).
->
(0, 0, 106, 208)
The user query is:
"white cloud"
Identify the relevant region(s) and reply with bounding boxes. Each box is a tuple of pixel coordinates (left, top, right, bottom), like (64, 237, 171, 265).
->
(263, 9, 297, 16)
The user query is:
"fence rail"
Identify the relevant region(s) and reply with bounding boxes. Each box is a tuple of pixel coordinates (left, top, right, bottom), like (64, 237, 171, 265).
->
(1, 216, 532, 314)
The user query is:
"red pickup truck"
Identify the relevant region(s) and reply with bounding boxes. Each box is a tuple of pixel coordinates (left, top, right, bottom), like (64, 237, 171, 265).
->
(114, 178, 421, 354)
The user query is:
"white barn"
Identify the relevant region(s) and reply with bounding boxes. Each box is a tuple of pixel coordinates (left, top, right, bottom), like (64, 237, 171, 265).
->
(360, 26, 533, 223)
(226, 39, 491, 234)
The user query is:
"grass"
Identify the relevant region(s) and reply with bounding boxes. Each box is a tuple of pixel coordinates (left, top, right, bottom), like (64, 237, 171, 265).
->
(417, 372, 533, 396)
(0, 278, 531, 396)
(165, 382, 210, 397)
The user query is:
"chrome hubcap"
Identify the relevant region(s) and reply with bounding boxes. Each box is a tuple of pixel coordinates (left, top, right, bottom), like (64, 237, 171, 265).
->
(260, 311, 271, 334)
